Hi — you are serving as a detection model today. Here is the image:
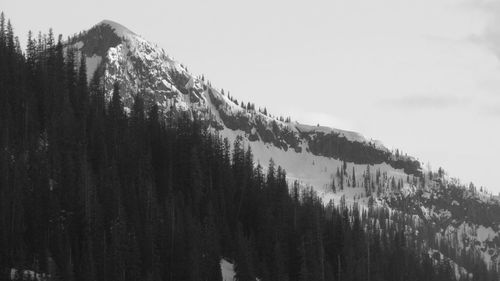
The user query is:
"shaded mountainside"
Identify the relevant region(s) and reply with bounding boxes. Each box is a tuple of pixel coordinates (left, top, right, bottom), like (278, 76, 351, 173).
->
(385, 177, 500, 273)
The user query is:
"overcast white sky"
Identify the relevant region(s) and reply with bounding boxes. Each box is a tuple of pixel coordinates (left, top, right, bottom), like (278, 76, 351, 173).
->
(4, 0, 500, 193)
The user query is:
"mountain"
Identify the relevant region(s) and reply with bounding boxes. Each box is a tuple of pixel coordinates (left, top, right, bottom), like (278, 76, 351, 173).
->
(71, 20, 421, 185)
(1, 14, 498, 280)
(66, 20, 500, 277)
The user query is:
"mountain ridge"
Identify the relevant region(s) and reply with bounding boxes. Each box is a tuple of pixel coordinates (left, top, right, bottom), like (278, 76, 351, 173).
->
(71, 20, 421, 174)
(68, 19, 499, 276)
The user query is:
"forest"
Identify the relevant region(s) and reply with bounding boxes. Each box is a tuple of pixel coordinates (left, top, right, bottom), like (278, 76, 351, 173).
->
(0, 14, 497, 281)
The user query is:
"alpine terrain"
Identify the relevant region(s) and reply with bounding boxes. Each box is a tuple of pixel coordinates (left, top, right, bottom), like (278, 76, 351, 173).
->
(0, 15, 499, 281)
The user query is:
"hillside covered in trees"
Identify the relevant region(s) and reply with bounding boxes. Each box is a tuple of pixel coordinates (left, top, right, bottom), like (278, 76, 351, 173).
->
(0, 14, 498, 281)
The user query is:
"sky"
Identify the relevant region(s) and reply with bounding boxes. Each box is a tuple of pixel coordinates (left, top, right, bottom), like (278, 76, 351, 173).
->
(3, 0, 500, 193)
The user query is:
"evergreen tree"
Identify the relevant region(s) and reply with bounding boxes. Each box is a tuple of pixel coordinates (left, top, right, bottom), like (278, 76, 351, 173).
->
(352, 166, 356, 187)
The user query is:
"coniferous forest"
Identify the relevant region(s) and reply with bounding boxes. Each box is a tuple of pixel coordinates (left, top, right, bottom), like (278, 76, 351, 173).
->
(0, 14, 498, 281)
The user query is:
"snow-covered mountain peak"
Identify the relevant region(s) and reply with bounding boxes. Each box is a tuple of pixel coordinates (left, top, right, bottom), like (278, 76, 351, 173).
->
(96, 19, 137, 38)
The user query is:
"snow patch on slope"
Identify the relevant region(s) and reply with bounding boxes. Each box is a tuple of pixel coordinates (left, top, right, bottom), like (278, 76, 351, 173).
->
(219, 126, 409, 206)
(221, 259, 235, 281)
(477, 225, 498, 242)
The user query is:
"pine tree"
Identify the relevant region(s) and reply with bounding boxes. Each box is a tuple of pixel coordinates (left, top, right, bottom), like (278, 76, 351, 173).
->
(0, 12, 5, 44)
(352, 167, 356, 187)
(6, 20, 14, 52)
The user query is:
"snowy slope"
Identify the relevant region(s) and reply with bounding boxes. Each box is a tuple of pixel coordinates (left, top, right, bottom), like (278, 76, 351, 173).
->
(221, 259, 235, 281)
(69, 20, 499, 274)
